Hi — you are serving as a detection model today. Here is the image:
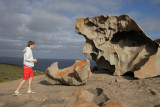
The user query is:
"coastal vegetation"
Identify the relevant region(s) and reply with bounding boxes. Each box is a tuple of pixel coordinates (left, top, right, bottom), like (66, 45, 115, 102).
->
(0, 63, 44, 83)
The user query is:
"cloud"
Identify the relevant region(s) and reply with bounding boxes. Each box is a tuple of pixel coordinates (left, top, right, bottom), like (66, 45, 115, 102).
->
(0, 0, 28, 12)
(27, 12, 72, 32)
(0, 13, 30, 37)
(29, 0, 123, 17)
(0, 0, 159, 59)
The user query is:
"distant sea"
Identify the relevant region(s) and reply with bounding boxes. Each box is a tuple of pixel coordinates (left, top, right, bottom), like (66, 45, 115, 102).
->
(0, 57, 96, 71)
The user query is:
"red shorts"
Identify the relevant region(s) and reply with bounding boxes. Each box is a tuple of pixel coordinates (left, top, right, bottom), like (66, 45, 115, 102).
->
(23, 65, 33, 80)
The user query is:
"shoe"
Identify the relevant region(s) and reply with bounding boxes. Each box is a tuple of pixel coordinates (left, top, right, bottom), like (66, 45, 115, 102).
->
(27, 91, 35, 94)
(13, 93, 22, 96)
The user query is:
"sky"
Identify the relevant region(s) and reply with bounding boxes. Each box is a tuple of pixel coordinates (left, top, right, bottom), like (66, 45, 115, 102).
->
(0, 0, 160, 59)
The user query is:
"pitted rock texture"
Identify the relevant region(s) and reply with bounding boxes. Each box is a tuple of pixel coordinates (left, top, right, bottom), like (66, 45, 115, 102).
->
(66, 88, 126, 107)
(76, 14, 160, 78)
(45, 59, 92, 85)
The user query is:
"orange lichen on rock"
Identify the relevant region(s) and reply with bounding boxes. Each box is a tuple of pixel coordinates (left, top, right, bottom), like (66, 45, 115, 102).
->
(66, 88, 126, 107)
(66, 88, 101, 107)
(54, 71, 67, 78)
(66, 88, 99, 107)
(102, 100, 126, 107)
(45, 59, 92, 85)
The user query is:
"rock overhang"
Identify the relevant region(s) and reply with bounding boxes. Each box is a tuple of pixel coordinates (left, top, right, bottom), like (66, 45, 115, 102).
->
(75, 14, 160, 78)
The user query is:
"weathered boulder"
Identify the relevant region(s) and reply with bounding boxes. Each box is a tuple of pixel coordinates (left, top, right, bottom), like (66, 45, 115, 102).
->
(66, 88, 109, 107)
(66, 88, 126, 107)
(75, 14, 160, 78)
(45, 59, 92, 85)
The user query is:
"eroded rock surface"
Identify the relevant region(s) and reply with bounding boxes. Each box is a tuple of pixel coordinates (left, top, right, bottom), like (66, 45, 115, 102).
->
(66, 88, 126, 107)
(76, 14, 160, 78)
(45, 59, 92, 85)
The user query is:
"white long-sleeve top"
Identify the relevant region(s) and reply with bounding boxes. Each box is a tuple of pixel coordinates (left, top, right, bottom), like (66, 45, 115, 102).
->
(23, 47, 34, 67)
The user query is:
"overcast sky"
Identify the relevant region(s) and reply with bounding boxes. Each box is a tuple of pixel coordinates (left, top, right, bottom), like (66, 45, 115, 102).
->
(0, 0, 160, 59)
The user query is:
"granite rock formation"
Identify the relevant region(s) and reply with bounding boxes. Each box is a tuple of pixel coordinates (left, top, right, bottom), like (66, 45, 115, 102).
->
(45, 59, 92, 85)
(76, 14, 160, 78)
(66, 88, 126, 107)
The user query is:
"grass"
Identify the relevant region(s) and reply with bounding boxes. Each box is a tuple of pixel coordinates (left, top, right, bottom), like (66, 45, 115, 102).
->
(0, 63, 45, 83)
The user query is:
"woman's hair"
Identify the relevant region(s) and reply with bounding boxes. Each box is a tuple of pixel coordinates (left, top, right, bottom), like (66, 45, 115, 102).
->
(28, 41, 35, 47)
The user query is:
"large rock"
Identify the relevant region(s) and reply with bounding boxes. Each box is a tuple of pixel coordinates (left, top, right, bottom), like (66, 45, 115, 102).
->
(45, 59, 92, 85)
(75, 14, 160, 78)
(66, 88, 109, 107)
(66, 88, 126, 107)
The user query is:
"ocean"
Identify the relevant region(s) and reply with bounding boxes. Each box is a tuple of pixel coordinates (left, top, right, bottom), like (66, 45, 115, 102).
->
(0, 57, 96, 71)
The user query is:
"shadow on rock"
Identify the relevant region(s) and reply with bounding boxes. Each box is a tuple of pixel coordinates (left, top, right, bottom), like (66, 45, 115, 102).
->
(92, 69, 113, 75)
(154, 104, 160, 107)
(39, 80, 52, 85)
(123, 72, 138, 80)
